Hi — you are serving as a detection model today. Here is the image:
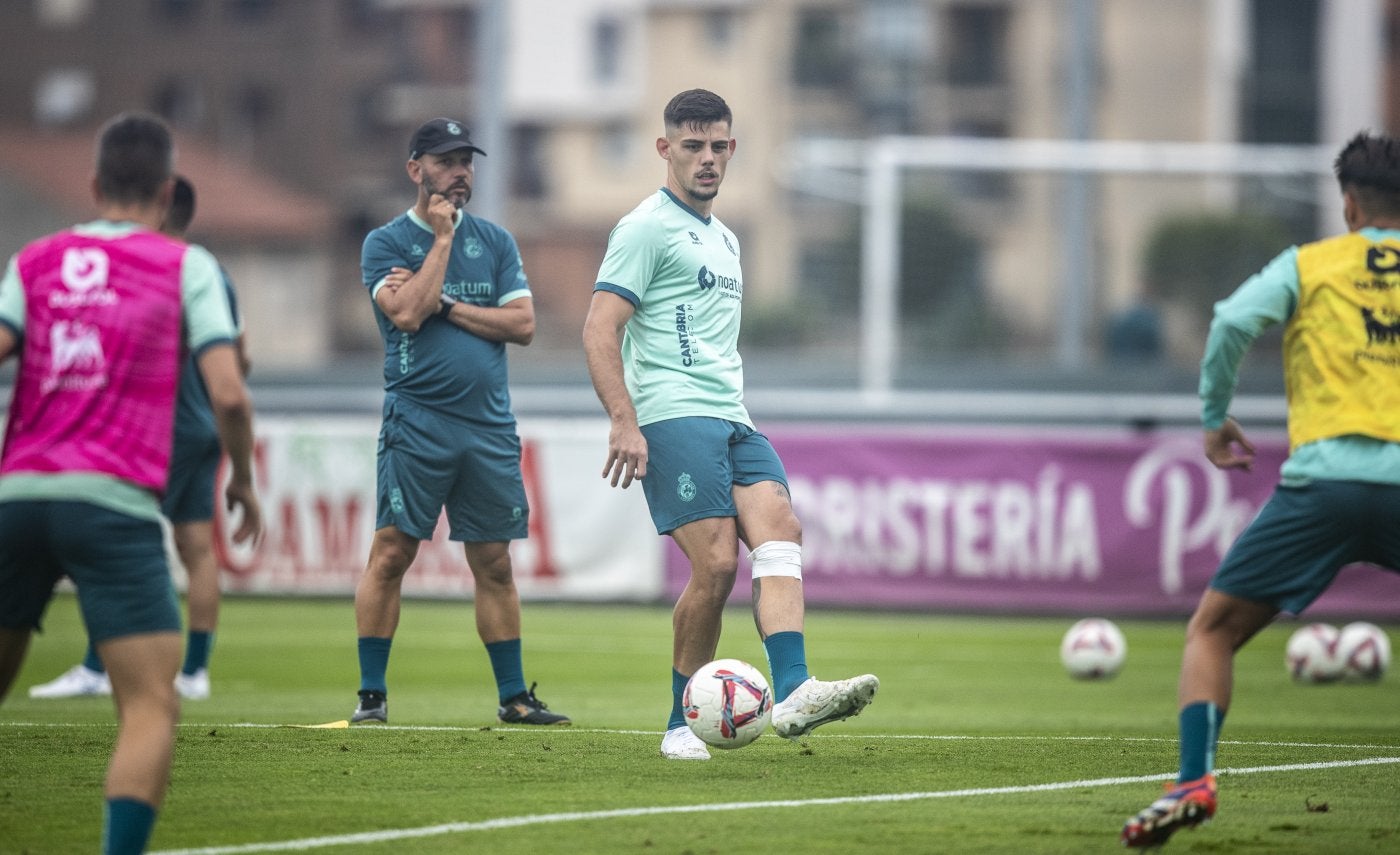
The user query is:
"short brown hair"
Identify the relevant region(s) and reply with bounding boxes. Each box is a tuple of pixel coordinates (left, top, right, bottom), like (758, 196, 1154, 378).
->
(663, 89, 732, 135)
(1334, 131, 1400, 218)
(95, 111, 173, 206)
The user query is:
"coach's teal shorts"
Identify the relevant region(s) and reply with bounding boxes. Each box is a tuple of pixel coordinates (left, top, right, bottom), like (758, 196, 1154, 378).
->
(375, 393, 529, 543)
(161, 432, 220, 524)
(638, 417, 789, 535)
(0, 500, 180, 642)
(1211, 479, 1400, 614)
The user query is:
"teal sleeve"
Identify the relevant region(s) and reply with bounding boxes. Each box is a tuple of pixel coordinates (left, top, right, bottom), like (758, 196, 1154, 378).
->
(181, 244, 237, 353)
(594, 214, 661, 303)
(1198, 246, 1299, 429)
(0, 255, 25, 336)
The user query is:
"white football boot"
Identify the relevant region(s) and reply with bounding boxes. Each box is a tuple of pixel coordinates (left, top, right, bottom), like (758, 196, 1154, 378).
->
(660, 725, 711, 760)
(28, 664, 112, 698)
(771, 674, 879, 739)
(175, 669, 211, 700)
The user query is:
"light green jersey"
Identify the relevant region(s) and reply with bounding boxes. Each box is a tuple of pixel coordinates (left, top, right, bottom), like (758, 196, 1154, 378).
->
(594, 188, 750, 428)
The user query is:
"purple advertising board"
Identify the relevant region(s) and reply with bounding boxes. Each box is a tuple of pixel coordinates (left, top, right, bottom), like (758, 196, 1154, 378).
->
(663, 424, 1400, 618)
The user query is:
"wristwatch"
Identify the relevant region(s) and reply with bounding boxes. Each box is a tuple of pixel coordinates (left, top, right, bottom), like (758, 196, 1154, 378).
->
(438, 293, 457, 318)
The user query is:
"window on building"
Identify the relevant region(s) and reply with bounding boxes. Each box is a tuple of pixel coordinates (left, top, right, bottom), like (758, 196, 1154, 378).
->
(151, 77, 204, 128)
(705, 10, 735, 51)
(1242, 0, 1318, 143)
(598, 121, 632, 169)
(593, 15, 622, 83)
(511, 124, 548, 201)
(945, 4, 1010, 86)
(949, 120, 1011, 199)
(236, 83, 277, 132)
(34, 68, 95, 126)
(792, 9, 850, 89)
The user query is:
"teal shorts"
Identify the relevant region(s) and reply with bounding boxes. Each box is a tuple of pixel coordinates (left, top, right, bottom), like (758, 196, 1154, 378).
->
(638, 417, 789, 535)
(375, 393, 529, 543)
(0, 500, 181, 642)
(1211, 480, 1400, 614)
(161, 431, 220, 524)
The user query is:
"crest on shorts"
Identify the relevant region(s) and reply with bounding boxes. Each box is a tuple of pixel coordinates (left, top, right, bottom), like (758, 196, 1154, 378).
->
(677, 472, 696, 502)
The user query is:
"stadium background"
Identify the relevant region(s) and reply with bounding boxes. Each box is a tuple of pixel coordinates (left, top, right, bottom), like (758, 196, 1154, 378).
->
(3, 0, 1399, 618)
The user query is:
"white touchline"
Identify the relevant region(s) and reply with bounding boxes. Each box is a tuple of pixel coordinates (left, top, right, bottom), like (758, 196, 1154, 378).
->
(147, 755, 1400, 855)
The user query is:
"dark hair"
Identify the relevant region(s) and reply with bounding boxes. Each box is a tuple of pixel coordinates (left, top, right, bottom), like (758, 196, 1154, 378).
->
(663, 89, 732, 134)
(165, 174, 196, 233)
(1334, 131, 1400, 218)
(95, 111, 173, 206)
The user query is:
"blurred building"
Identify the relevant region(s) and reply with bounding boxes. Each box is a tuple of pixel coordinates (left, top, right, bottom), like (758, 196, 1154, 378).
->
(0, 0, 1392, 380)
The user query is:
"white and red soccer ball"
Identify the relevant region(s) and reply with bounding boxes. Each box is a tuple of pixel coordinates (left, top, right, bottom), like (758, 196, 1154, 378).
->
(1336, 622, 1391, 682)
(1060, 618, 1127, 679)
(1285, 622, 1344, 683)
(683, 658, 773, 749)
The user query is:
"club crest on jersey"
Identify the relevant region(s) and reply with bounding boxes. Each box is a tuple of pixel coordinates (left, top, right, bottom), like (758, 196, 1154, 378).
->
(463, 236, 484, 259)
(723, 233, 737, 256)
(677, 472, 697, 502)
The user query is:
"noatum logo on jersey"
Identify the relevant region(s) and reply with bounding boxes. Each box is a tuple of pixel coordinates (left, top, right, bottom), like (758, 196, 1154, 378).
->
(696, 266, 741, 299)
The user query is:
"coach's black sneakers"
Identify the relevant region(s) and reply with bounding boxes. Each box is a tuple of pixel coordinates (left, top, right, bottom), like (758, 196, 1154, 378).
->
(498, 683, 571, 725)
(351, 690, 387, 724)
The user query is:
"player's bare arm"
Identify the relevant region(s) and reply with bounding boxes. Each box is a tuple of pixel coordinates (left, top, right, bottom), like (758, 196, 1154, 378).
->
(197, 343, 262, 545)
(442, 295, 535, 345)
(0, 325, 15, 363)
(374, 193, 455, 333)
(582, 290, 648, 488)
(1204, 416, 1255, 472)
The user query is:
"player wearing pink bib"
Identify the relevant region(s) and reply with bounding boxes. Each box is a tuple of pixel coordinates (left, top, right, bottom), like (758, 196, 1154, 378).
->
(0, 112, 262, 855)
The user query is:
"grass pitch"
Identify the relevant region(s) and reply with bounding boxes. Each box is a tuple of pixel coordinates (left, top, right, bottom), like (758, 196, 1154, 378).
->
(2, 594, 1398, 853)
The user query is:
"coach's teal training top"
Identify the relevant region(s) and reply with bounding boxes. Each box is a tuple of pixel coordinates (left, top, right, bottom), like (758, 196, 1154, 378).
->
(594, 188, 751, 428)
(363, 208, 530, 429)
(1200, 226, 1400, 486)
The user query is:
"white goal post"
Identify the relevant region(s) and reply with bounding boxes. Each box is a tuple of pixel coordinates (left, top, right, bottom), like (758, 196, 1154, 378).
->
(792, 136, 1336, 396)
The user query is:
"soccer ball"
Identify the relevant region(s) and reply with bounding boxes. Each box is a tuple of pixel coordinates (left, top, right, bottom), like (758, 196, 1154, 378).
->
(683, 658, 773, 749)
(1059, 618, 1127, 679)
(1336, 621, 1391, 682)
(1285, 622, 1344, 683)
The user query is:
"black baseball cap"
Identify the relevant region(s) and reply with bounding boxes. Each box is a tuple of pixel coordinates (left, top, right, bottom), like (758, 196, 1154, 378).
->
(408, 118, 486, 160)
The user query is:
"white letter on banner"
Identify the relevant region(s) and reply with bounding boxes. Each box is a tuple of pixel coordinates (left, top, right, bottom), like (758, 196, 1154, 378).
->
(990, 482, 1034, 575)
(952, 482, 990, 577)
(1058, 483, 1102, 580)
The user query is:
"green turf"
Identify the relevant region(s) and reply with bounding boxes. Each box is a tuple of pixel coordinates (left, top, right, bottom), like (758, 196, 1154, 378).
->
(2, 594, 1398, 853)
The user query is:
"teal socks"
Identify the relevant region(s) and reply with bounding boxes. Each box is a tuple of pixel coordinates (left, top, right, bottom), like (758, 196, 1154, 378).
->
(1178, 701, 1226, 782)
(181, 631, 213, 676)
(763, 631, 809, 702)
(667, 668, 690, 731)
(357, 637, 393, 693)
(485, 638, 527, 703)
(103, 798, 156, 855)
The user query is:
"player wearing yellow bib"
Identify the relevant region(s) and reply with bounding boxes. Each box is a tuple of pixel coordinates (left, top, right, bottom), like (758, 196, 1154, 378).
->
(583, 89, 878, 761)
(1122, 132, 1400, 847)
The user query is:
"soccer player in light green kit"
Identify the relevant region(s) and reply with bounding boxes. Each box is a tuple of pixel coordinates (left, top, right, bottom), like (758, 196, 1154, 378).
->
(583, 89, 878, 760)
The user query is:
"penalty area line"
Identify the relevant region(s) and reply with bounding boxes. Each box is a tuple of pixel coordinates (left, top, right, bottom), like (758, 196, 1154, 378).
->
(148, 755, 1400, 855)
